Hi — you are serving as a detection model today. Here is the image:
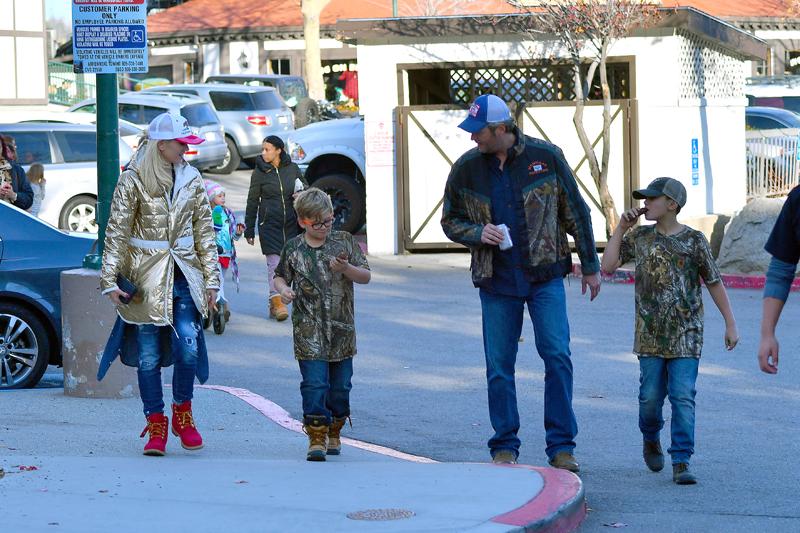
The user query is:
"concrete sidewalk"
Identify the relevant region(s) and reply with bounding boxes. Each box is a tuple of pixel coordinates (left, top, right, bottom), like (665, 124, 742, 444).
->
(0, 387, 585, 533)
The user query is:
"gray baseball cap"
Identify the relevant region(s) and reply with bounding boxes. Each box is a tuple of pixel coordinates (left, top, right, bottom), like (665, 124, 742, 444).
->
(632, 177, 687, 208)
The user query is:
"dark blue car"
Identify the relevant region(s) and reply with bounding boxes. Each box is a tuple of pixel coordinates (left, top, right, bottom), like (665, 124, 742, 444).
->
(0, 202, 96, 388)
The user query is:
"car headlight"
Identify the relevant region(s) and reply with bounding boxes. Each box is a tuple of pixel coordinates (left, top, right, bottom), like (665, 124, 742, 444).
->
(289, 140, 306, 161)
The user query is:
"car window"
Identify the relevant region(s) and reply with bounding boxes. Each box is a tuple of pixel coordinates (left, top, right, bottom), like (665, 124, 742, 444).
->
(118, 122, 141, 136)
(251, 90, 284, 110)
(245, 80, 272, 87)
(181, 103, 218, 127)
(142, 105, 167, 124)
(74, 103, 97, 114)
(54, 131, 97, 163)
(209, 91, 253, 111)
(9, 131, 52, 164)
(278, 78, 307, 99)
(746, 115, 786, 130)
(119, 103, 142, 124)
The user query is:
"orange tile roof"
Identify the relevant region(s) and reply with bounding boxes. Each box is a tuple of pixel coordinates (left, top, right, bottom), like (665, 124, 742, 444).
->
(659, 1, 791, 18)
(147, 0, 796, 35)
(147, 0, 518, 34)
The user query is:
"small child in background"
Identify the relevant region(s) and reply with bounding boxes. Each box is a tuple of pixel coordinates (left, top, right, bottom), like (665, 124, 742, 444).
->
(204, 180, 244, 333)
(27, 163, 45, 217)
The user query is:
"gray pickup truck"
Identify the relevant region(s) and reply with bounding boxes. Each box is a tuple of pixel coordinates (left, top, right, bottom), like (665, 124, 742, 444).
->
(287, 117, 366, 233)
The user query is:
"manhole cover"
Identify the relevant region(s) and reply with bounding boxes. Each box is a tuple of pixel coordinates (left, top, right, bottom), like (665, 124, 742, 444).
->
(346, 508, 416, 521)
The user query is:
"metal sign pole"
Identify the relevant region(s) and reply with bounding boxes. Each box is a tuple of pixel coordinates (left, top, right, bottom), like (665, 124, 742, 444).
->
(83, 73, 120, 269)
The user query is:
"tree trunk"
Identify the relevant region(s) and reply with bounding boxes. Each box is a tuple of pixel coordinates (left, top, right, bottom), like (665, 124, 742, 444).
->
(301, 0, 331, 100)
(598, 41, 619, 237)
(571, 61, 602, 194)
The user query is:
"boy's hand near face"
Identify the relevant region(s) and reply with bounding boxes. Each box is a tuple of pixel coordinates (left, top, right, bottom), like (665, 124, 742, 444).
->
(619, 207, 647, 231)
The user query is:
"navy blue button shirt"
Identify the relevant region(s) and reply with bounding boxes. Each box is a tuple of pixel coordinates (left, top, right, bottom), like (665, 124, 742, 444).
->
(488, 148, 532, 297)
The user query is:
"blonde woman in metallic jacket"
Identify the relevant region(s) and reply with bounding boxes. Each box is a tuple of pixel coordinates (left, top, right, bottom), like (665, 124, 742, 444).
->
(99, 112, 220, 456)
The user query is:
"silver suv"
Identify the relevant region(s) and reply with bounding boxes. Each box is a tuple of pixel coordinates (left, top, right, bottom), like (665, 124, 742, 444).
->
(68, 92, 227, 171)
(144, 84, 295, 174)
(0, 122, 134, 232)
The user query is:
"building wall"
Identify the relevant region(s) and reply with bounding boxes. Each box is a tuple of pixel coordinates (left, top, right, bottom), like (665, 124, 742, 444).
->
(357, 34, 749, 254)
(0, 0, 47, 105)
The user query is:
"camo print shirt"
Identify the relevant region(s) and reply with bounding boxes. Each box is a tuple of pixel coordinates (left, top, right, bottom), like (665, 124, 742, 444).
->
(620, 225, 721, 358)
(275, 231, 370, 361)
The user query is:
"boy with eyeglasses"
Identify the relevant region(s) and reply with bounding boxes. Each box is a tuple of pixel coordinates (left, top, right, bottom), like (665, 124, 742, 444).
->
(274, 187, 371, 461)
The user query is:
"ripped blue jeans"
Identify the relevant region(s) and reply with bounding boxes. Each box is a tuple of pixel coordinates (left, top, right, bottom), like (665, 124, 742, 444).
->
(137, 272, 200, 416)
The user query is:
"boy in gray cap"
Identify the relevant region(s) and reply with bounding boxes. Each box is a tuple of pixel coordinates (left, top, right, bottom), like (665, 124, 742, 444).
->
(601, 177, 739, 484)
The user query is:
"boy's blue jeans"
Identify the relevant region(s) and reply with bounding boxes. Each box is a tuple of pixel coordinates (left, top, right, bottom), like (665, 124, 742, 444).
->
(298, 358, 353, 425)
(137, 274, 201, 416)
(638, 356, 699, 464)
(479, 278, 577, 460)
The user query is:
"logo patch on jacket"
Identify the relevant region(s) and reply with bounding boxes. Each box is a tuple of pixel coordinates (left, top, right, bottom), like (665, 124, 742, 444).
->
(528, 161, 549, 175)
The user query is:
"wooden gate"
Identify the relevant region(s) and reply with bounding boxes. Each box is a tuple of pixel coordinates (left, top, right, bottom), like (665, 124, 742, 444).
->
(396, 101, 635, 251)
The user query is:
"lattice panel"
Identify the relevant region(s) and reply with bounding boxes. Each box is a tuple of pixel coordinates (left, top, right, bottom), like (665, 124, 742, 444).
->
(678, 31, 745, 100)
(448, 63, 630, 106)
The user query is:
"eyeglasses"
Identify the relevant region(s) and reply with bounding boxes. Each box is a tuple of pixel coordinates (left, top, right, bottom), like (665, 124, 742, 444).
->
(309, 217, 334, 230)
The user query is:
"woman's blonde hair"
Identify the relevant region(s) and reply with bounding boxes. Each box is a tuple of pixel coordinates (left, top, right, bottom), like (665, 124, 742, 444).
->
(27, 163, 45, 184)
(139, 138, 174, 197)
(294, 187, 333, 221)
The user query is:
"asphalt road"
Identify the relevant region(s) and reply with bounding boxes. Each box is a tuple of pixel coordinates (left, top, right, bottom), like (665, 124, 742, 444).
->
(38, 168, 800, 532)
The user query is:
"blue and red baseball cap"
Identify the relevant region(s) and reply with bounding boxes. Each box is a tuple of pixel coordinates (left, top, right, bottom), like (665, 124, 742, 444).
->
(458, 94, 512, 133)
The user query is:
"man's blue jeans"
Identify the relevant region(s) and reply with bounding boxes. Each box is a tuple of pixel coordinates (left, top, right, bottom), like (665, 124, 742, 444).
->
(638, 356, 699, 464)
(298, 358, 354, 425)
(479, 278, 577, 460)
(137, 274, 201, 416)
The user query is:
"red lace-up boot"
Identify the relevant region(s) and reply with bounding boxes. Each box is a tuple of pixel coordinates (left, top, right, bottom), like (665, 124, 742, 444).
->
(171, 401, 204, 450)
(141, 413, 169, 456)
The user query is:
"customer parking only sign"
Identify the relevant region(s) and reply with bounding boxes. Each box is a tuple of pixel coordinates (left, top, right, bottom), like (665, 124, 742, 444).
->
(71, 0, 148, 74)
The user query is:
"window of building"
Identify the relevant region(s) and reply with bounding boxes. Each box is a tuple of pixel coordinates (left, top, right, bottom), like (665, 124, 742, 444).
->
(270, 59, 290, 75)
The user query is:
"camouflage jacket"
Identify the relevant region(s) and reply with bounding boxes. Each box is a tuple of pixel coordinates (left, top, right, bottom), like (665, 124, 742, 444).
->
(440, 131, 599, 288)
(275, 231, 369, 361)
(620, 225, 722, 358)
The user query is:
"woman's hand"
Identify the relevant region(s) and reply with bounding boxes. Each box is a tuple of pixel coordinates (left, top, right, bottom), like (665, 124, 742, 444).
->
(207, 289, 218, 312)
(106, 288, 129, 306)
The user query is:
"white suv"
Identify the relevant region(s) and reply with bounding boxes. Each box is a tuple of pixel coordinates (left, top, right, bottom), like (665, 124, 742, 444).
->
(0, 122, 134, 233)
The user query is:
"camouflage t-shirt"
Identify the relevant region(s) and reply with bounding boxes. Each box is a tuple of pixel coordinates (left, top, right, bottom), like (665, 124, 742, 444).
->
(275, 231, 370, 361)
(619, 225, 721, 358)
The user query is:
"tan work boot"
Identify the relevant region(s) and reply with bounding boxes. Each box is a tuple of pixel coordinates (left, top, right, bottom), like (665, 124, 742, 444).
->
(270, 294, 289, 321)
(491, 450, 518, 464)
(327, 416, 351, 455)
(303, 419, 329, 462)
(548, 451, 580, 473)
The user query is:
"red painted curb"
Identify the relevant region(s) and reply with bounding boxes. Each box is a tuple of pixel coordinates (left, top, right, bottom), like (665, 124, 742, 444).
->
(491, 466, 586, 532)
(571, 263, 800, 291)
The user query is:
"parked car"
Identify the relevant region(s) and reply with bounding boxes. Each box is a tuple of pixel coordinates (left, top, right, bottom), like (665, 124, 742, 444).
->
(205, 74, 321, 128)
(68, 92, 227, 171)
(1, 110, 143, 151)
(746, 75, 800, 114)
(745, 106, 800, 186)
(0, 202, 96, 389)
(144, 84, 295, 174)
(287, 117, 366, 233)
(0, 122, 134, 232)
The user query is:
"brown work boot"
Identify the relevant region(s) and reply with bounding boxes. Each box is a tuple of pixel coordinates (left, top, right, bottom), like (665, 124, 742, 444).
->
(491, 450, 518, 464)
(303, 418, 329, 462)
(270, 294, 288, 321)
(672, 463, 697, 485)
(643, 439, 665, 472)
(548, 451, 580, 473)
(327, 416, 351, 455)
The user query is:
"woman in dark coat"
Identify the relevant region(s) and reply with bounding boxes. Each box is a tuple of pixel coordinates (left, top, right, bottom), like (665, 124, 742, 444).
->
(245, 135, 307, 321)
(0, 135, 33, 210)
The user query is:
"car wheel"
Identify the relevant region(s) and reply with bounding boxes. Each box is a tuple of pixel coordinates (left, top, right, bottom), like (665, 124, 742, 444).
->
(210, 137, 241, 175)
(312, 173, 365, 234)
(0, 303, 51, 389)
(294, 98, 320, 128)
(59, 195, 98, 233)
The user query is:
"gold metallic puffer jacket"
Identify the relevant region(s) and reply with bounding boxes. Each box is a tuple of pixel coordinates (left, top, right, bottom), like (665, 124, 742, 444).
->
(100, 152, 219, 325)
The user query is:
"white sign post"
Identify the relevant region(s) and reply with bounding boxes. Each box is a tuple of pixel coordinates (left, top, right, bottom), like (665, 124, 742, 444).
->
(71, 0, 148, 74)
